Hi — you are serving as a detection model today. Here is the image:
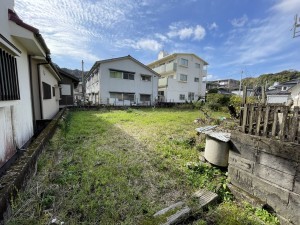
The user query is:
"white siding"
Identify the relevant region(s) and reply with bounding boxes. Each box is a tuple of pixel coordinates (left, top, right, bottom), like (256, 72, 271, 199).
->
(40, 65, 59, 119)
(87, 58, 158, 106)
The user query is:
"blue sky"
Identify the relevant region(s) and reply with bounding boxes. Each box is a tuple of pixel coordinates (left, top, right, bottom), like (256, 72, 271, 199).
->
(15, 0, 300, 80)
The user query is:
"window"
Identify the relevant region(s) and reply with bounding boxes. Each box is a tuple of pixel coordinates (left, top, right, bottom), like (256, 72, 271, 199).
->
(42, 82, 51, 99)
(61, 84, 71, 95)
(110, 71, 122, 79)
(110, 70, 134, 80)
(0, 48, 20, 101)
(110, 92, 122, 101)
(179, 94, 185, 100)
(123, 72, 134, 80)
(180, 74, 187, 82)
(141, 74, 151, 81)
(140, 94, 151, 101)
(188, 92, 195, 101)
(110, 92, 134, 101)
(195, 63, 200, 68)
(194, 77, 199, 82)
(180, 58, 188, 67)
(52, 87, 55, 96)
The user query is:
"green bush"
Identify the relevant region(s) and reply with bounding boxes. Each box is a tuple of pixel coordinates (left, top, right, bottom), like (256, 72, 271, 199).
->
(206, 93, 230, 106)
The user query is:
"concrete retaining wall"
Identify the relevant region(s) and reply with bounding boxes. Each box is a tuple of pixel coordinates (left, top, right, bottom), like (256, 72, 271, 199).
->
(0, 108, 65, 223)
(228, 130, 300, 225)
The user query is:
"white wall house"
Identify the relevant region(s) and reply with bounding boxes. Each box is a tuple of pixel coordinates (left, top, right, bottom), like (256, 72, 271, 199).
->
(85, 56, 159, 106)
(266, 79, 300, 105)
(0, 0, 60, 169)
(147, 51, 208, 103)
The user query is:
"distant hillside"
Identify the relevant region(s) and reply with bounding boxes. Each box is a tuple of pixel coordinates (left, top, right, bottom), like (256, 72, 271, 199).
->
(242, 70, 300, 88)
(60, 68, 88, 82)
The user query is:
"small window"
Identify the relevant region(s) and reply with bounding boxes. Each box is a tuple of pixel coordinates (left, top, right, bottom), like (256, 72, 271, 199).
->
(110, 71, 122, 79)
(123, 72, 134, 80)
(179, 94, 185, 100)
(140, 94, 151, 101)
(0, 48, 20, 101)
(194, 77, 199, 82)
(188, 92, 194, 101)
(180, 58, 188, 67)
(52, 87, 55, 96)
(42, 82, 51, 99)
(180, 74, 187, 82)
(195, 63, 200, 68)
(141, 75, 151, 81)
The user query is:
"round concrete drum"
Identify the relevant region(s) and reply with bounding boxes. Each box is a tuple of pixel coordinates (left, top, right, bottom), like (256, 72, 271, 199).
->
(204, 135, 229, 167)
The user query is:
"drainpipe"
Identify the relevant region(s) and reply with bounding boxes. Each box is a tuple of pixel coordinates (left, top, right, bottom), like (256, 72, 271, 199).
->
(28, 55, 37, 131)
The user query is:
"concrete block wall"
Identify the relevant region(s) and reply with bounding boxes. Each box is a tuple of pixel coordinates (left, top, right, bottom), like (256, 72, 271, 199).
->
(228, 131, 300, 225)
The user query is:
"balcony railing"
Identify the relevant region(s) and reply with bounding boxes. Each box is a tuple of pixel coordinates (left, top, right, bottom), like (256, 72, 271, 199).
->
(158, 77, 168, 88)
(153, 62, 177, 74)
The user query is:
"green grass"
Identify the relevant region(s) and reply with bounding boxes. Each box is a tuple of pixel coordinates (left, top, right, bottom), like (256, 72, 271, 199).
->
(7, 108, 278, 225)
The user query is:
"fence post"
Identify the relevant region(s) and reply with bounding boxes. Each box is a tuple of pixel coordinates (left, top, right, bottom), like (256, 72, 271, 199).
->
(289, 106, 299, 142)
(256, 105, 263, 135)
(263, 105, 270, 136)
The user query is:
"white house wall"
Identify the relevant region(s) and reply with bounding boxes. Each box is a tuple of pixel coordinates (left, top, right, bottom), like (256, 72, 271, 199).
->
(95, 58, 158, 105)
(156, 54, 206, 102)
(39, 65, 59, 119)
(0, 0, 35, 167)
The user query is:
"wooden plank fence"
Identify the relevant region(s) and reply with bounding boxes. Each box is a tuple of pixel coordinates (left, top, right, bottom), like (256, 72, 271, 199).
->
(240, 104, 300, 143)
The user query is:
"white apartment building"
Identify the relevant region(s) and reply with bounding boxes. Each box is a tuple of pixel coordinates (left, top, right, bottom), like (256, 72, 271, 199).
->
(85, 55, 159, 106)
(148, 51, 208, 102)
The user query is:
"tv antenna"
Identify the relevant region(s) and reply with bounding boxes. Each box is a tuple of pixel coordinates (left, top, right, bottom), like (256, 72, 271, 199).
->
(293, 14, 300, 38)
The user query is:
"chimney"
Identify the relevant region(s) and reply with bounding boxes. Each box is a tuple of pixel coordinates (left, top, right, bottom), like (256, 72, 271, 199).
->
(158, 50, 168, 60)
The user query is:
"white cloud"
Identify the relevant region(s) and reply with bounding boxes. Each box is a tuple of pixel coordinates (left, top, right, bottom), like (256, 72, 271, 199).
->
(221, 0, 300, 68)
(155, 33, 169, 42)
(167, 24, 206, 40)
(194, 25, 206, 40)
(135, 39, 162, 51)
(118, 39, 162, 51)
(271, 0, 300, 14)
(204, 46, 215, 51)
(208, 22, 218, 30)
(231, 14, 248, 27)
(14, 0, 144, 64)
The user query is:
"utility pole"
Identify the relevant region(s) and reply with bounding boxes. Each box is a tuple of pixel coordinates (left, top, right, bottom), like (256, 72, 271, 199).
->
(293, 14, 300, 38)
(81, 60, 85, 106)
(239, 70, 243, 96)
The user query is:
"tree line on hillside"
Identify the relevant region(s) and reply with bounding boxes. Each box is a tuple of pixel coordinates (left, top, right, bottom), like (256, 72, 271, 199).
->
(242, 70, 300, 88)
(60, 68, 89, 82)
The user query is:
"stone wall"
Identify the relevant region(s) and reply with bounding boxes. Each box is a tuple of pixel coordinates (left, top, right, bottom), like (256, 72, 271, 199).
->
(228, 130, 300, 225)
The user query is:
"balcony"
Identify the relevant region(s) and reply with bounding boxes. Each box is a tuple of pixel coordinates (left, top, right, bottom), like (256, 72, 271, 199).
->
(153, 62, 177, 75)
(158, 77, 168, 88)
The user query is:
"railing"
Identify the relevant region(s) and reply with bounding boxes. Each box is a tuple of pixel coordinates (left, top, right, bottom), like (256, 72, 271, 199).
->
(240, 104, 300, 143)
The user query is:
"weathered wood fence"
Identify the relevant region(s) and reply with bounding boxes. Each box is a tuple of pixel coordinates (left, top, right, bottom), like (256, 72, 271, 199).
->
(240, 104, 300, 143)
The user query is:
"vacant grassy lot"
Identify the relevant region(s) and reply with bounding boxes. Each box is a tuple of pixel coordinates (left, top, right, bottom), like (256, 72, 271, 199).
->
(7, 108, 278, 225)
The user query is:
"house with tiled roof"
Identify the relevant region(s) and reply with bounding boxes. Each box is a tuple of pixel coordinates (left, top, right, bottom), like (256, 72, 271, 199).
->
(266, 79, 300, 104)
(0, 0, 60, 169)
(85, 55, 159, 106)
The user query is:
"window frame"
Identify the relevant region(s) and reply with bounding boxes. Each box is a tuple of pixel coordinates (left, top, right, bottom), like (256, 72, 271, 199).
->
(180, 58, 188, 67)
(42, 82, 52, 100)
(194, 77, 199, 82)
(179, 94, 185, 100)
(180, 74, 188, 82)
(188, 92, 195, 101)
(0, 48, 20, 101)
(141, 74, 151, 82)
